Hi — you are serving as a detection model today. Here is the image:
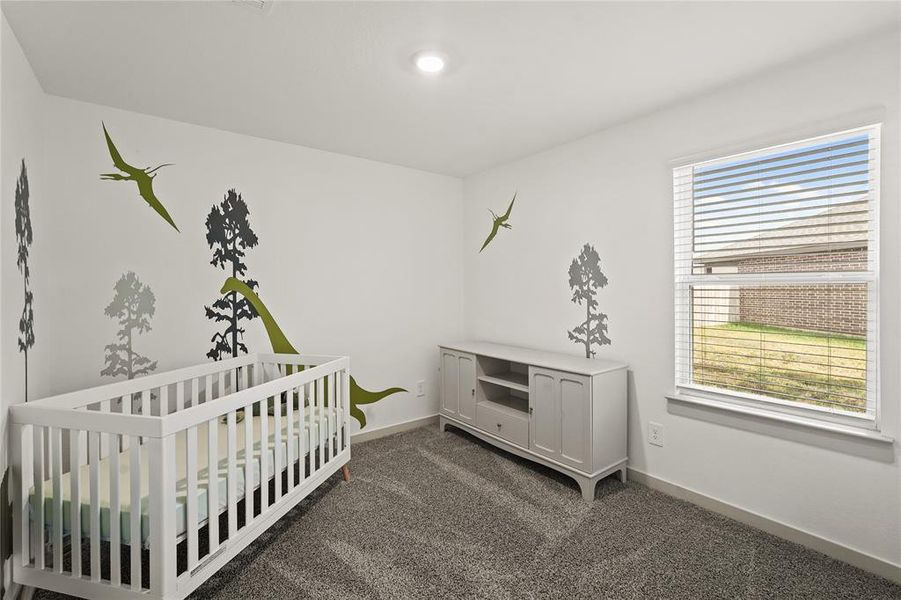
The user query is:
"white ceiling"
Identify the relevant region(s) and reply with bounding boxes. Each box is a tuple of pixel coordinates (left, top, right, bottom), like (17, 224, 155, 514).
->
(3, 1, 899, 177)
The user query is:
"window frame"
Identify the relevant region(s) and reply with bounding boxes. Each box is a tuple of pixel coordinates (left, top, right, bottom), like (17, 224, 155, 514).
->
(673, 124, 881, 431)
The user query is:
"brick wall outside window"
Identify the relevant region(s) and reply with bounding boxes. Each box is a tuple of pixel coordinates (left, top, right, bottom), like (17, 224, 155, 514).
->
(735, 248, 867, 337)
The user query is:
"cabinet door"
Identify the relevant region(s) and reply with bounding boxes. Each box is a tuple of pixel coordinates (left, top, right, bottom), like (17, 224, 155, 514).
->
(558, 373, 590, 470)
(457, 353, 477, 424)
(440, 350, 459, 416)
(529, 367, 560, 460)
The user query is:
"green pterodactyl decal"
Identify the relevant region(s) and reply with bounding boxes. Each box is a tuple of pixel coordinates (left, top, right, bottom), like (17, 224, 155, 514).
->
(479, 192, 516, 252)
(221, 277, 405, 428)
(100, 122, 179, 232)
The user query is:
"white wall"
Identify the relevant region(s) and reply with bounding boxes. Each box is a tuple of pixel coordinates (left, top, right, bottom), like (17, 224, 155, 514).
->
(1, 13, 52, 593)
(462, 32, 901, 567)
(1, 13, 51, 461)
(37, 95, 462, 434)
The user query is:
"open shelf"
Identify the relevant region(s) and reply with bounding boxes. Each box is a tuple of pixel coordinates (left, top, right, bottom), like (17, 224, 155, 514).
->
(479, 396, 529, 417)
(478, 372, 529, 393)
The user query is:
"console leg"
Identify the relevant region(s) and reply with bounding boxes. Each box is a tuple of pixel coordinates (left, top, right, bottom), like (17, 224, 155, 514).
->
(619, 467, 628, 483)
(576, 475, 596, 501)
(341, 464, 351, 482)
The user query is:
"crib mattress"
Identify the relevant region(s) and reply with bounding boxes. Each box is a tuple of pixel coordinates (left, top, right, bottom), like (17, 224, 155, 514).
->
(30, 409, 339, 545)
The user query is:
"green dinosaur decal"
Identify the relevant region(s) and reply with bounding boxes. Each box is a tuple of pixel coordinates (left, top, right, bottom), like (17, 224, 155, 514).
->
(479, 192, 515, 252)
(100, 122, 179, 232)
(221, 277, 405, 428)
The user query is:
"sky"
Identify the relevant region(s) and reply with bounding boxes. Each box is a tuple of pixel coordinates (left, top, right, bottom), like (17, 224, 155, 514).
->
(690, 131, 871, 257)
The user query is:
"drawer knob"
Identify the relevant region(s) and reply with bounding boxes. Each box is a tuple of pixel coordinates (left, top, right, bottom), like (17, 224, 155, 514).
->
(496, 423, 502, 429)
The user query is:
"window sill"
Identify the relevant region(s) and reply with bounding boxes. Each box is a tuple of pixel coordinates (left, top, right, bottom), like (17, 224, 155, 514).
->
(666, 393, 895, 444)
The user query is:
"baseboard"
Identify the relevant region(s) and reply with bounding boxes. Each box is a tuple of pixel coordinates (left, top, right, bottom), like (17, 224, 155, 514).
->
(352, 414, 438, 443)
(628, 467, 901, 585)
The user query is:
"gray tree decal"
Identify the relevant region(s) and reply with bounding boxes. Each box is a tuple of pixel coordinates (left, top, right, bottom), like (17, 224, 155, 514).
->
(567, 243, 610, 358)
(15, 160, 35, 401)
(204, 189, 259, 361)
(101, 271, 157, 380)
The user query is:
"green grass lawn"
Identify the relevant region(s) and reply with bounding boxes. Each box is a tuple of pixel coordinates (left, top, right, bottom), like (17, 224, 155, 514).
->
(692, 321, 867, 413)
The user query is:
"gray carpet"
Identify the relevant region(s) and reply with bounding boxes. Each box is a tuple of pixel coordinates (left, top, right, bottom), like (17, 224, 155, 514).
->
(36, 425, 901, 599)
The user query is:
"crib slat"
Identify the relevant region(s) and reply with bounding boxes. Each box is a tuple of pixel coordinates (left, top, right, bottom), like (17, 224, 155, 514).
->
(51, 427, 63, 573)
(33, 426, 45, 570)
(319, 376, 330, 463)
(89, 431, 101, 582)
(260, 398, 269, 510)
(129, 437, 141, 591)
(328, 375, 336, 460)
(99, 401, 110, 458)
(207, 418, 219, 550)
(121, 395, 130, 452)
(11, 424, 29, 568)
(243, 407, 253, 526)
(317, 378, 325, 469)
(273, 393, 282, 500)
(69, 430, 82, 577)
(148, 434, 177, 597)
(343, 370, 351, 451)
(306, 382, 314, 475)
(337, 373, 344, 452)
(160, 384, 169, 416)
(227, 411, 237, 538)
(191, 378, 200, 408)
(109, 432, 121, 586)
(299, 385, 307, 482)
(142, 390, 150, 416)
(219, 371, 226, 399)
(206, 375, 214, 403)
(297, 383, 304, 475)
(176, 381, 185, 412)
(306, 381, 311, 444)
(286, 386, 294, 491)
(186, 425, 199, 569)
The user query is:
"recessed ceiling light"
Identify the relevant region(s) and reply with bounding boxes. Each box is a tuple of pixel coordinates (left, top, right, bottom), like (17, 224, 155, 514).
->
(414, 52, 446, 74)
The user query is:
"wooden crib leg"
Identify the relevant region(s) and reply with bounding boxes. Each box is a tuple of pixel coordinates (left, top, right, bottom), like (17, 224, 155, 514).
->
(341, 465, 351, 482)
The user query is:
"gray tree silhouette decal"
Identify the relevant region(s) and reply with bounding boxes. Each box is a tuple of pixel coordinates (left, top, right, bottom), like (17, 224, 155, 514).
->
(567, 243, 611, 358)
(15, 160, 35, 401)
(101, 271, 158, 380)
(204, 189, 259, 361)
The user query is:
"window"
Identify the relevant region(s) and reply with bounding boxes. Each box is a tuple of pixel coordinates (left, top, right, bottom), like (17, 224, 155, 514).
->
(674, 125, 880, 425)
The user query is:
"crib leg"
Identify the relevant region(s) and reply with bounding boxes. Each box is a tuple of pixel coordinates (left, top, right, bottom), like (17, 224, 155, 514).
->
(341, 465, 351, 482)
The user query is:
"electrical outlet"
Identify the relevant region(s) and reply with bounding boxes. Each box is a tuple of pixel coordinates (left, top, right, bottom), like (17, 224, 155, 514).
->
(648, 421, 665, 447)
(416, 380, 426, 397)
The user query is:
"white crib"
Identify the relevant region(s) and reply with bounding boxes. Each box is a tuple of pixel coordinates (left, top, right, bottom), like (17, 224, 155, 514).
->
(9, 353, 351, 600)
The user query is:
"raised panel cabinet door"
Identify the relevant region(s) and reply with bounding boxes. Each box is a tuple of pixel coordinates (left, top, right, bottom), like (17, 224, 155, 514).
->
(558, 373, 591, 470)
(529, 367, 560, 460)
(440, 350, 459, 416)
(457, 353, 477, 424)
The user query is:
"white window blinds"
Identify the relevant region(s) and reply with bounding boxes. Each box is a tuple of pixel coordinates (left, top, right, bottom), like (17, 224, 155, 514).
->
(674, 125, 879, 422)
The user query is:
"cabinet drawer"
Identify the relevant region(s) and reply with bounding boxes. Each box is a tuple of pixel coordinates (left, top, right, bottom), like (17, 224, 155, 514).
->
(476, 401, 529, 448)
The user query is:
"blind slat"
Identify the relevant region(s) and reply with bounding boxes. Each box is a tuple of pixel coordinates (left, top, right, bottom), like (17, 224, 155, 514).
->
(693, 137, 869, 178)
(693, 154, 870, 191)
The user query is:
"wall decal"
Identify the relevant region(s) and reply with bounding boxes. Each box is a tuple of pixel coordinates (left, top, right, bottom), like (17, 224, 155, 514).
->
(101, 271, 158, 380)
(15, 159, 35, 401)
(204, 189, 260, 361)
(479, 192, 516, 252)
(100, 122, 179, 232)
(567, 243, 610, 358)
(220, 277, 406, 428)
